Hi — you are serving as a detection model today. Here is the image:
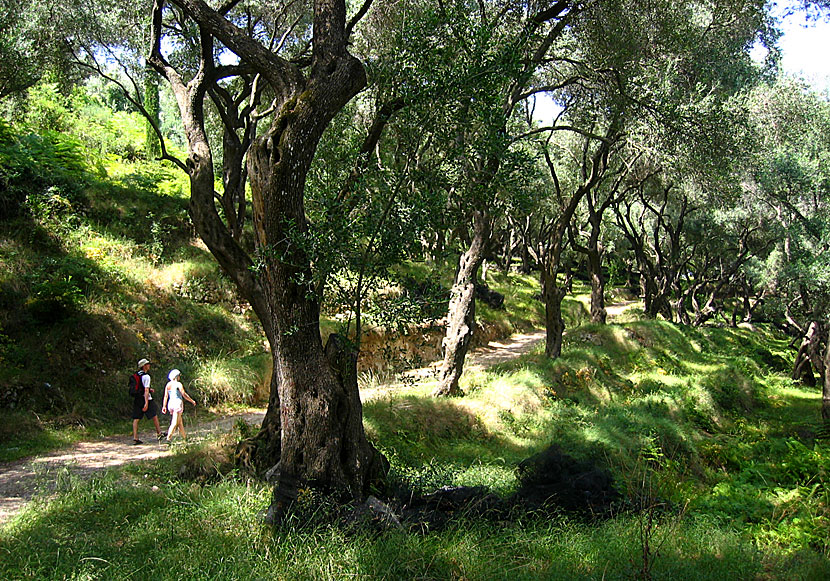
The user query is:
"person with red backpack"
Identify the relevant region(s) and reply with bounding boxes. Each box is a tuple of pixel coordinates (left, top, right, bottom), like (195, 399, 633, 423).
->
(130, 358, 163, 444)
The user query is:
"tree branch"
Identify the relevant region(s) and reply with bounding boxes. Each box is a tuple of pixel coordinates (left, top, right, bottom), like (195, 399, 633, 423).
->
(169, 0, 302, 99)
(345, 0, 374, 39)
(73, 44, 187, 172)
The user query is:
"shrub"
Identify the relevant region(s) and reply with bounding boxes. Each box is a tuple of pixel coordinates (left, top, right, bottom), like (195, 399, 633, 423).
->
(0, 119, 88, 219)
(25, 276, 84, 322)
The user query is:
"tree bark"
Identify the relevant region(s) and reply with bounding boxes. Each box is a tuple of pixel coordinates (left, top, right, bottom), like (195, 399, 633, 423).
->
(823, 328, 830, 422)
(149, 0, 387, 515)
(587, 248, 606, 324)
(571, 208, 607, 323)
(434, 211, 490, 396)
(542, 268, 567, 358)
(243, 50, 386, 513)
(793, 321, 820, 387)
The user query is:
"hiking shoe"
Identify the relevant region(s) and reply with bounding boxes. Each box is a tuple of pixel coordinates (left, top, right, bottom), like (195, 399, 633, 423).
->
(133, 439, 143, 445)
(157, 433, 164, 442)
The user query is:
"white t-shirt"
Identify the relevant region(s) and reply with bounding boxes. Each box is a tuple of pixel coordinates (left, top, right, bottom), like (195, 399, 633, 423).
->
(142, 373, 152, 399)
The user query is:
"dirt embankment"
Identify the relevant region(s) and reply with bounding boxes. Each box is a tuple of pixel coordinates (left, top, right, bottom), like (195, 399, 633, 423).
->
(358, 318, 516, 374)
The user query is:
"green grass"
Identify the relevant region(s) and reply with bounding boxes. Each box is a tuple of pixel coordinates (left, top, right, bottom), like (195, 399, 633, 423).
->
(2, 475, 827, 580)
(3, 317, 830, 578)
(3, 99, 830, 576)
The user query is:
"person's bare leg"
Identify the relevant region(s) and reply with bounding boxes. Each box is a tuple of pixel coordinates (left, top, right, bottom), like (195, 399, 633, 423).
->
(178, 416, 187, 441)
(167, 411, 180, 440)
(153, 415, 161, 438)
(132, 419, 140, 441)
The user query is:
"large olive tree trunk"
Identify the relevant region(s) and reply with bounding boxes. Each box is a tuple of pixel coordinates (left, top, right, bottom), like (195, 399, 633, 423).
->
(793, 321, 822, 387)
(247, 108, 387, 511)
(434, 211, 490, 396)
(823, 328, 830, 422)
(149, 0, 387, 516)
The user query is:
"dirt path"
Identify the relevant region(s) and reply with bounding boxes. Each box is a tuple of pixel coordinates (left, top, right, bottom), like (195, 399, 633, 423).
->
(361, 299, 641, 400)
(0, 299, 641, 526)
(0, 411, 264, 526)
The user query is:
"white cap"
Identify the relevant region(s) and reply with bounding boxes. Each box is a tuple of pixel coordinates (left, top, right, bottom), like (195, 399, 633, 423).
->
(137, 358, 150, 368)
(168, 369, 181, 381)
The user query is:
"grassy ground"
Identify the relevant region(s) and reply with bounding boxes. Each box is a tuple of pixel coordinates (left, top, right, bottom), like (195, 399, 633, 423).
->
(2, 317, 829, 579)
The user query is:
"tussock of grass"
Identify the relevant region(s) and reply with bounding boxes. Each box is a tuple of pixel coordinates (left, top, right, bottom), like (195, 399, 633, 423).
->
(190, 355, 270, 406)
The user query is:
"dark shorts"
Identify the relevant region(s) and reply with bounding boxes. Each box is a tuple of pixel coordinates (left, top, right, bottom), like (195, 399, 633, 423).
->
(132, 398, 158, 420)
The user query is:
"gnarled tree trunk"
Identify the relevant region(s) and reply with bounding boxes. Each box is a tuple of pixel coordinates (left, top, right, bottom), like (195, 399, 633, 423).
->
(823, 328, 830, 422)
(793, 321, 821, 387)
(587, 246, 606, 324)
(434, 211, 490, 396)
(542, 268, 568, 358)
(149, 0, 387, 518)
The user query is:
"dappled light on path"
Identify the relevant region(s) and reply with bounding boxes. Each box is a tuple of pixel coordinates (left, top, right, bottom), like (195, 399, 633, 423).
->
(360, 299, 643, 402)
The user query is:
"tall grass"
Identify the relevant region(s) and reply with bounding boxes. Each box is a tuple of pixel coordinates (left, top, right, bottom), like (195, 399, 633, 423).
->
(190, 354, 270, 406)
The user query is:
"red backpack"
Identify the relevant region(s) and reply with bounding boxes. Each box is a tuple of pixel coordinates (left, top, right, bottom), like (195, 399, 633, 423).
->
(128, 372, 144, 397)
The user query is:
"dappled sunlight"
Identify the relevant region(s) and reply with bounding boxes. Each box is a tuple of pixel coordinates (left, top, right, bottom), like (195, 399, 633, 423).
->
(679, 360, 722, 373)
(152, 261, 188, 288)
(586, 381, 614, 404)
(774, 386, 822, 402)
(79, 232, 139, 265)
(363, 393, 486, 443)
(362, 378, 554, 476)
(631, 371, 691, 389)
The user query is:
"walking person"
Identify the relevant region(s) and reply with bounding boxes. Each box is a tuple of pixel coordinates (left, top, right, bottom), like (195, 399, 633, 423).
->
(162, 369, 196, 442)
(131, 358, 163, 444)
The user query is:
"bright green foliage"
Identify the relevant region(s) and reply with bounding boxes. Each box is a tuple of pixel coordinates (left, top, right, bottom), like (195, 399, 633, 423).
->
(0, 112, 89, 218)
(0, 0, 61, 99)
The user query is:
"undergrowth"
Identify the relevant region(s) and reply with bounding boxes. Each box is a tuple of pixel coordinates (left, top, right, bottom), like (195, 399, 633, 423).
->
(0, 92, 266, 460)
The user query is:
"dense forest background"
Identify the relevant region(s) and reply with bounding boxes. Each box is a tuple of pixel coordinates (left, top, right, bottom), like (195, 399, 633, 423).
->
(2, 0, 830, 578)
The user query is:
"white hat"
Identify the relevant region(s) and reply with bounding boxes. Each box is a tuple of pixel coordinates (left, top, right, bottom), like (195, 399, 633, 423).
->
(138, 358, 150, 368)
(168, 369, 181, 381)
